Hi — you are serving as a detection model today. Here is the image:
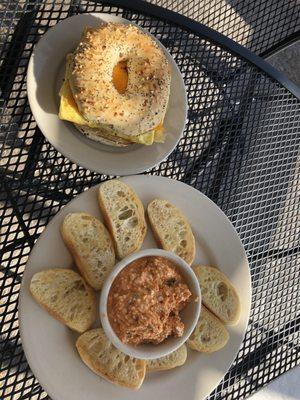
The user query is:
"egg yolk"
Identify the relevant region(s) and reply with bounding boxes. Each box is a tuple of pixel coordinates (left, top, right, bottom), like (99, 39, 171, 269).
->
(112, 61, 128, 94)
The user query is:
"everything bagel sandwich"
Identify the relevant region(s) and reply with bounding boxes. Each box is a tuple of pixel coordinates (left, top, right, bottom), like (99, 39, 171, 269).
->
(59, 23, 171, 147)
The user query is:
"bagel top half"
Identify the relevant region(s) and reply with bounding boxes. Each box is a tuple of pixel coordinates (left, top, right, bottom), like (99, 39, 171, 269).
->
(68, 23, 171, 138)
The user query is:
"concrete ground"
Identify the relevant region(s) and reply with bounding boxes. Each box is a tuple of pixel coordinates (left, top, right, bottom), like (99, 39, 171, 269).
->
(267, 41, 300, 87)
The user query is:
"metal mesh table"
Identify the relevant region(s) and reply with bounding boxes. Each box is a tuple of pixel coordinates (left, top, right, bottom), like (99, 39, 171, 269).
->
(1, 1, 299, 399)
(148, 0, 300, 55)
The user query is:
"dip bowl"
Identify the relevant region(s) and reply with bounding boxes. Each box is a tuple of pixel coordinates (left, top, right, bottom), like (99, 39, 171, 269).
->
(100, 248, 201, 360)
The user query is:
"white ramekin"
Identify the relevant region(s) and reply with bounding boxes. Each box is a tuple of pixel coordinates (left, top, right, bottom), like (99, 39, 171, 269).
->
(100, 248, 201, 360)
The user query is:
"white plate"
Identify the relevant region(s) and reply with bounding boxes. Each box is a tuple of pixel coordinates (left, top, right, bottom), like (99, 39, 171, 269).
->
(27, 13, 187, 175)
(19, 175, 251, 400)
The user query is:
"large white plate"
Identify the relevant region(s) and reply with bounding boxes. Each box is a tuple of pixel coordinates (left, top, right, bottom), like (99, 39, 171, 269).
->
(19, 175, 251, 400)
(27, 14, 187, 175)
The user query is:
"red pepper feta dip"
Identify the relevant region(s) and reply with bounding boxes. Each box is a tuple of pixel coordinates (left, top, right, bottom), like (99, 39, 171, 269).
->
(108, 256, 191, 345)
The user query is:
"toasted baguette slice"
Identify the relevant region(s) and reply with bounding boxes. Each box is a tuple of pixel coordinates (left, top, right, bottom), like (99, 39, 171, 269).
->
(61, 212, 115, 290)
(98, 180, 147, 259)
(147, 344, 187, 372)
(76, 328, 146, 389)
(147, 199, 195, 264)
(30, 268, 96, 333)
(187, 305, 229, 352)
(193, 265, 241, 324)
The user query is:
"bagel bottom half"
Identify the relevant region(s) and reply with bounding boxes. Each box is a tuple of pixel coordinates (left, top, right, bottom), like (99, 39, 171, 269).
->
(74, 124, 132, 148)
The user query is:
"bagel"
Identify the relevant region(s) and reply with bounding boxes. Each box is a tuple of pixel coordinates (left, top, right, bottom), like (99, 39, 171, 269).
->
(74, 124, 132, 148)
(59, 23, 171, 147)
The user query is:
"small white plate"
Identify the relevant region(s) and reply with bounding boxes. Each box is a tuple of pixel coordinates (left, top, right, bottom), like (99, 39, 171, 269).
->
(19, 175, 251, 400)
(27, 13, 187, 175)
(100, 249, 201, 360)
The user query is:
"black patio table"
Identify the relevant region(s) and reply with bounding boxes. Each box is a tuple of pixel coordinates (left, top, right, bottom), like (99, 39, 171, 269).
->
(0, 1, 299, 399)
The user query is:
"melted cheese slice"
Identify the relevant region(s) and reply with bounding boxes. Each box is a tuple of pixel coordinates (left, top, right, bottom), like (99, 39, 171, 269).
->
(58, 59, 165, 145)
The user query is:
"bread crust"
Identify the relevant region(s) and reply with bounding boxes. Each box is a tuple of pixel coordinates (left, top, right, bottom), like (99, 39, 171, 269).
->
(193, 265, 241, 325)
(187, 305, 229, 352)
(147, 199, 195, 265)
(146, 344, 187, 371)
(30, 268, 96, 333)
(98, 180, 147, 259)
(76, 328, 146, 389)
(61, 213, 115, 290)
